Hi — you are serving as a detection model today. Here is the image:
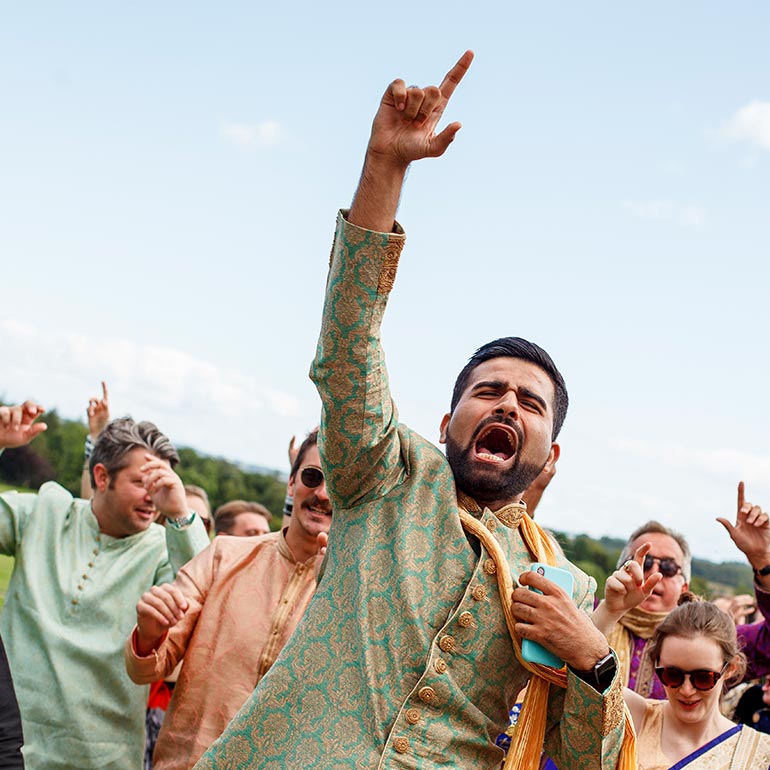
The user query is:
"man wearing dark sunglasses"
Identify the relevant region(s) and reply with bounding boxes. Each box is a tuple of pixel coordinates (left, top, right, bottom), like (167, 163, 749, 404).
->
(196, 53, 628, 770)
(126, 430, 330, 770)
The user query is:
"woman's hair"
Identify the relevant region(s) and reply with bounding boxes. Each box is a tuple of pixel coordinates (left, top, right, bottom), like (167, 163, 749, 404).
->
(647, 592, 746, 684)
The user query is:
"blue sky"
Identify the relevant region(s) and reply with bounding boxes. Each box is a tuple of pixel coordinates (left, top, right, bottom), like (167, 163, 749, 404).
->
(2, 2, 769, 561)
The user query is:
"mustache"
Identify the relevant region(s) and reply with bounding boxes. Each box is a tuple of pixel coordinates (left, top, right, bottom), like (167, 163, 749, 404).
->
(304, 495, 332, 514)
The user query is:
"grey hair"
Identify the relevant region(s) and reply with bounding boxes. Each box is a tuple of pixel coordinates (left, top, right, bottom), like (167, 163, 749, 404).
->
(89, 417, 179, 486)
(617, 520, 692, 583)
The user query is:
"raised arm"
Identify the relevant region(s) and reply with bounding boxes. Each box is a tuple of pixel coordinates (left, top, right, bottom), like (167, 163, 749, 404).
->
(719, 482, 770, 678)
(80, 381, 110, 499)
(311, 54, 473, 508)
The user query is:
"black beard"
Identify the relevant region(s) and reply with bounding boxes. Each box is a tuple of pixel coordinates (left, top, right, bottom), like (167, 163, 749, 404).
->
(445, 424, 545, 506)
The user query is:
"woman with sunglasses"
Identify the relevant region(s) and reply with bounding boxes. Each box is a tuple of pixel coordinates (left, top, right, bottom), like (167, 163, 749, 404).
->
(622, 594, 770, 769)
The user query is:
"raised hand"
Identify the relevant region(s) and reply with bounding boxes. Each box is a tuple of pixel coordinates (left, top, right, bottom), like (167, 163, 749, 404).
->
(717, 481, 770, 572)
(367, 50, 474, 170)
(140, 454, 188, 520)
(0, 401, 47, 448)
(87, 381, 110, 439)
(349, 51, 474, 233)
(135, 583, 189, 655)
(603, 542, 662, 616)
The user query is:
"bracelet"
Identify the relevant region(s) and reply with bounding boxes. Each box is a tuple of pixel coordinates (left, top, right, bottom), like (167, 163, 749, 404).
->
(166, 511, 197, 530)
(84, 435, 95, 461)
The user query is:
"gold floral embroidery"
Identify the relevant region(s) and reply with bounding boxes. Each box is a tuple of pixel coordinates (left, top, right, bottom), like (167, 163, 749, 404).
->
(378, 244, 403, 294)
(602, 676, 625, 735)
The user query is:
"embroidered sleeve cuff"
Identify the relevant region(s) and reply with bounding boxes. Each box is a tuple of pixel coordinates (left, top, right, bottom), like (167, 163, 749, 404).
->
(335, 210, 406, 295)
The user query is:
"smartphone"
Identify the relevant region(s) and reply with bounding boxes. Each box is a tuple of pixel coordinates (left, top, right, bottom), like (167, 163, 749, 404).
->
(520, 563, 575, 669)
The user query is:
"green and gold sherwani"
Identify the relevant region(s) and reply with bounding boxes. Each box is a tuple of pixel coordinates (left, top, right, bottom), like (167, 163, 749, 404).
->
(195, 213, 625, 770)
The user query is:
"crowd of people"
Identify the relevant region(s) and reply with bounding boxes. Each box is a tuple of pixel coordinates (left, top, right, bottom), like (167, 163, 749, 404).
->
(1, 50, 769, 770)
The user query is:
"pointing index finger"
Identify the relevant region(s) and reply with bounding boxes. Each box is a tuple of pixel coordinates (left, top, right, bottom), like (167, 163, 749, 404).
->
(633, 541, 652, 566)
(101, 381, 109, 402)
(438, 50, 474, 101)
(738, 481, 745, 514)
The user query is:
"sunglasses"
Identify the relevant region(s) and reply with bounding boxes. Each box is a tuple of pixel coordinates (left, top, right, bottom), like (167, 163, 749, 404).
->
(300, 466, 324, 489)
(643, 555, 682, 578)
(655, 662, 729, 691)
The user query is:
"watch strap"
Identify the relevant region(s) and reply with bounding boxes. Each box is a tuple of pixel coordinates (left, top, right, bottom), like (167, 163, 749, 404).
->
(569, 651, 617, 692)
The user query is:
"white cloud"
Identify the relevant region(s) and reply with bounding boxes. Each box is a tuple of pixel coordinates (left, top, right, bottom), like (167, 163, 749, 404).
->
(622, 199, 706, 229)
(721, 100, 770, 151)
(0, 319, 308, 469)
(219, 119, 284, 149)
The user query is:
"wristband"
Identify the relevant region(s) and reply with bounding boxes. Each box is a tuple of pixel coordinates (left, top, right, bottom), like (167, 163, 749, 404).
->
(754, 564, 770, 580)
(166, 511, 197, 530)
(84, 435, 95, 461)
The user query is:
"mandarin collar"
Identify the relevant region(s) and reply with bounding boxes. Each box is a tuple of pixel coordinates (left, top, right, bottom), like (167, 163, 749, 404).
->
(456, 491, 527, 529)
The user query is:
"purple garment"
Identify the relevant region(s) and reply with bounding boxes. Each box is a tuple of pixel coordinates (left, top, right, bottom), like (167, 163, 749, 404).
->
(627, 633, 667, 699)
(738, 585, 770, 681)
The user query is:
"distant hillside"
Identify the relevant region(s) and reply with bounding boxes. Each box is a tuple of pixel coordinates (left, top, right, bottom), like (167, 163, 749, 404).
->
(0, 408, 755, 596)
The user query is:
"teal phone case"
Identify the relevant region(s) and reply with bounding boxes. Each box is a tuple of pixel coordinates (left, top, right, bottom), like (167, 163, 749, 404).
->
(520, 563, 575, 669)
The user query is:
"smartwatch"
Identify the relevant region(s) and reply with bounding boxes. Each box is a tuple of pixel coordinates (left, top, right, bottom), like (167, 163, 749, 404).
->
(569, 652, 617, 693)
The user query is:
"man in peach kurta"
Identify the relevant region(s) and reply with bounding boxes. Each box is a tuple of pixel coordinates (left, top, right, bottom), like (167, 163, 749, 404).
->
(125, 431, 330, 770)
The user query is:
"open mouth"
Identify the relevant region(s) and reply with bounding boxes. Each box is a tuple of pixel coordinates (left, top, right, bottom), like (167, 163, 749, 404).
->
(474, 424, 518, 464)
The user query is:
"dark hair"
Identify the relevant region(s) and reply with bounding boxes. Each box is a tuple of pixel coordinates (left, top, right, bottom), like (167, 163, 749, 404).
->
(289, 429, 319, 480)
(647, 592, 746, 685)
(89, 417, 178, 487)
(214, 500, 272, 535)
(450, 337, 569, 439)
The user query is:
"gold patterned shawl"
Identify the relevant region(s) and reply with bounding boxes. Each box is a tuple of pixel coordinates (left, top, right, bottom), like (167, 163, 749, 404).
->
(459, 500, 636, 770)
(607, 607, 668, 696)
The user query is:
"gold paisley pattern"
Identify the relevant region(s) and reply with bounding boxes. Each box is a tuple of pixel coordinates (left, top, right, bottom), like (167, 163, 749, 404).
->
(193, 212, 624, 770)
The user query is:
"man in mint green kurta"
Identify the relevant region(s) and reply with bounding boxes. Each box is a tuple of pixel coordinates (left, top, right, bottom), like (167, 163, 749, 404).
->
(195, 53, 625, 769)
(0, 407, 209, 770)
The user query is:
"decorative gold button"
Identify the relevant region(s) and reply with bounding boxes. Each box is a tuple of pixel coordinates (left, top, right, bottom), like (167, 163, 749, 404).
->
(439, 635, 455, 653)
(296, 565, 304, 574)
(92, 549, 99, 556)
(435, 658, 447, 674)
(82, 574, 88, 580)
(472, 585, 486, 601)
(486, 517, 497, 531)
(418, 686, 436, 703)
(405, 708, 420, 725)
(458, 611, 474, 628)
(71, 598, 78, 605)
(393, 737, 410, 754)
(77, 584, 83, 591)
(88, 561, 94, 568)
(483, 559, 497, 575)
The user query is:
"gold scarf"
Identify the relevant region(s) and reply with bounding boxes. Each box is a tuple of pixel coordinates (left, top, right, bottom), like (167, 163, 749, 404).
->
(458, 498, 636, 770)
(607, 606, 667, 695)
